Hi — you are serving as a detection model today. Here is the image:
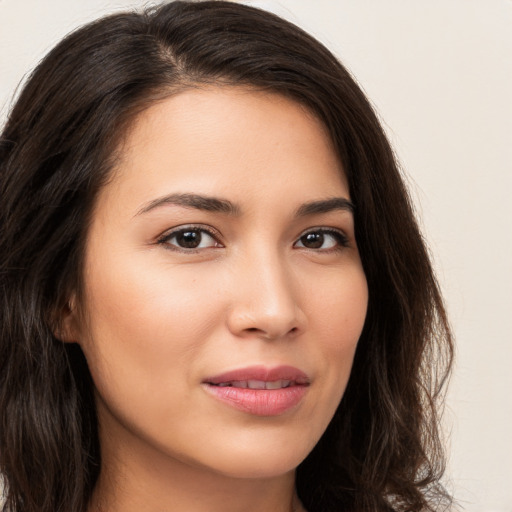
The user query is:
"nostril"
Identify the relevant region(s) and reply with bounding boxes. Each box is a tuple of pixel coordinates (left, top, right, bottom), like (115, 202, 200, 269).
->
(228, 303, 305, 340)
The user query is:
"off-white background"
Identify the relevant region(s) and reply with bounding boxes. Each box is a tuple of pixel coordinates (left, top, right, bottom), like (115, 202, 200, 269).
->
(1, 1, 510, 511)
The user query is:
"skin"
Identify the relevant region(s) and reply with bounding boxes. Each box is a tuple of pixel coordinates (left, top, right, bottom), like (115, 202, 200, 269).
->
(62, 87, 368, 512)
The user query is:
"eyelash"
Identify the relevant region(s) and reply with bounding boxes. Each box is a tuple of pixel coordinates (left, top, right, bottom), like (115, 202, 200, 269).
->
(157, 225, 222, 253)
(295, 228, 349, 252)
(156, 225, 349, 253)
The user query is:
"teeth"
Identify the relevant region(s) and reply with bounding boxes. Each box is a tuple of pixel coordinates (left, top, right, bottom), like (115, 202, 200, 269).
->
(264, 380, 282, 390)
(265, 380, 291, 389)
(212, 380, 295, 389)
(247, 380, 266, 389)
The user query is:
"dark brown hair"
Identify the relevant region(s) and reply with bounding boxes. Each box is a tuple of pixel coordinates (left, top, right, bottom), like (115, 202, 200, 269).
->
(0, 2, 453, 511)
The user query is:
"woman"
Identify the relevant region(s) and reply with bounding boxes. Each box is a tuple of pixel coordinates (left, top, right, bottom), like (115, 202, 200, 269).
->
(0, 2, 453, 511)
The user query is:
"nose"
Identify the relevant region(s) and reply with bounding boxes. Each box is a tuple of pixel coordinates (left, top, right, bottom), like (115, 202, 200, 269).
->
(226, 249, 306, 340)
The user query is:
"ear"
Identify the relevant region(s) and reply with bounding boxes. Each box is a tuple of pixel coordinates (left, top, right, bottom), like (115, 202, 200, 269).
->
(52, 294, 81, 343)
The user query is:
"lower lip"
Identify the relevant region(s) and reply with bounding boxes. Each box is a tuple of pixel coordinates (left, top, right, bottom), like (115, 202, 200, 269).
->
(203, 384, 308, 416)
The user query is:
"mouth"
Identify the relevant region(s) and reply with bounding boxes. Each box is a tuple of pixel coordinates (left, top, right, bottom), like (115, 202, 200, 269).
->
(210, 379, 300, 389)
(202, 365, 310, 416)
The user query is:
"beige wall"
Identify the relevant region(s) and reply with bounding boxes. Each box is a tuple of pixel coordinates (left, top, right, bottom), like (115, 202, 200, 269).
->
(1, 1, 511, 510)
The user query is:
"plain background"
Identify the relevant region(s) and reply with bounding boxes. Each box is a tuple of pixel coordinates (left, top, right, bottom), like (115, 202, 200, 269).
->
(0, 1, 510, 511)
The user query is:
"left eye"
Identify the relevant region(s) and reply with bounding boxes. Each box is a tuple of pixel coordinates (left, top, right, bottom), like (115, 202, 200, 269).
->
(294, 229, 348, 250)
(159, 227, 220, 250)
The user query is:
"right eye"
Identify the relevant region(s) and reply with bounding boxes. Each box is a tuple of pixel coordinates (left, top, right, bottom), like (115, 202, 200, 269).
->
(158, 226, 222, 251)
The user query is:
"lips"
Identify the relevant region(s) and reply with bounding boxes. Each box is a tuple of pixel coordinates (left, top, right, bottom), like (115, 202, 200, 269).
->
(204, 365, 309, 385)
(202, 365, 309, 416)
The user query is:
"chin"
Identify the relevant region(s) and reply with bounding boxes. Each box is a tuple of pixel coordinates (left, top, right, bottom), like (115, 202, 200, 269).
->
(210, 456, 302, 480)
(192, 434, 315, 480)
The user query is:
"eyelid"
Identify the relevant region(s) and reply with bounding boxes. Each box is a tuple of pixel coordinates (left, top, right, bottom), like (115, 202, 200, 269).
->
(156, 224, 223, 251)
(294, 227, 350, 250)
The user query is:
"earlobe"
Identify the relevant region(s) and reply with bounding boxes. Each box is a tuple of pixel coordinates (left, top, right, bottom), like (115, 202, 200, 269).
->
(53, 295, 81, 343)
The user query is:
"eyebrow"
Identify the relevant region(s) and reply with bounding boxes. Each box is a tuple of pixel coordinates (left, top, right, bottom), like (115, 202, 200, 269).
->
(136, 193, 241, 216)
(136, 193, 354, 217)
(295, 197, 355, 217)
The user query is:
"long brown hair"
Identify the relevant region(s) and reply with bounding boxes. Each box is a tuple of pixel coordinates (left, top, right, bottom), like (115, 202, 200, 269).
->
(0, 2, 453, 511)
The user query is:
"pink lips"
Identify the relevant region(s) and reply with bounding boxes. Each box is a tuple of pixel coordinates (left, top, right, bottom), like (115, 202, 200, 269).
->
(202, 365, 310, 416)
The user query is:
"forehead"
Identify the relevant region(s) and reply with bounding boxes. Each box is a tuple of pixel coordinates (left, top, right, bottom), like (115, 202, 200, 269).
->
(100, 86, 348, 214)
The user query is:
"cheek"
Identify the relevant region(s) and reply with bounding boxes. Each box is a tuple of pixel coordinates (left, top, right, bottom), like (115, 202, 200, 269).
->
(77, 252, 222, 404)
(311, 264, 368, 350)
(322, 270, 367, 383)
(303, 264, 368, 415)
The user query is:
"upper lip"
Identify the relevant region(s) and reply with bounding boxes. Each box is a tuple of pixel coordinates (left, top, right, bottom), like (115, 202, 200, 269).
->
(203, 365, 310, 386)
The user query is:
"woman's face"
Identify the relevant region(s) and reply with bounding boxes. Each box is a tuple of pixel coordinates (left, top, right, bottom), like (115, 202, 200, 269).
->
(67, 87, 368, 480)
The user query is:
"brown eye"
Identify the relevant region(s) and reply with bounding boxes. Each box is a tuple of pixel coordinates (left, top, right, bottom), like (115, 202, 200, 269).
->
(300, 232, 325, 249)
(176, 230, 203, 248)
(159, 227, 220, 250)
(294, 229, 348, 250)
